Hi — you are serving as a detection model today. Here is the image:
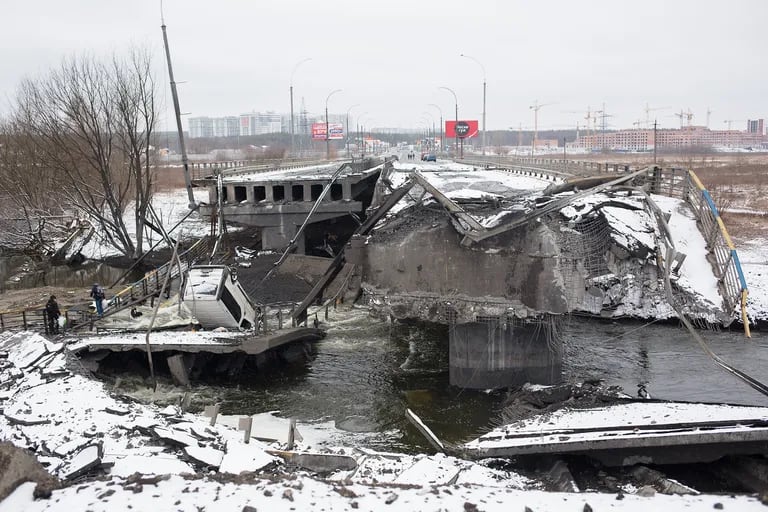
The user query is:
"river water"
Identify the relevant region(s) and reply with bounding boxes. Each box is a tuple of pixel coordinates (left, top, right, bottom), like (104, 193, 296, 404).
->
(122, 307, 768, 453)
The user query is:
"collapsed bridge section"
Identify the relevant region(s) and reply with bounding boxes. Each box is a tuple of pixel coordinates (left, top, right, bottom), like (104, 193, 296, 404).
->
(351, 162, 739, 388)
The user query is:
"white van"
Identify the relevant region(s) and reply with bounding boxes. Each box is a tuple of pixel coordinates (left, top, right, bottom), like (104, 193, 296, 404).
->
(182, 265, 258, 330)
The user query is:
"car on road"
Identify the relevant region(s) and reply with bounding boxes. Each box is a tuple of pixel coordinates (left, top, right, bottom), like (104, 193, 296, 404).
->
(422, 153, 436, 162)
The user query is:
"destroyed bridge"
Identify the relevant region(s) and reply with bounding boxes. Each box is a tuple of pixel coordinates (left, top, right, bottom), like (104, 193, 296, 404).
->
(193, 154, 749, 390)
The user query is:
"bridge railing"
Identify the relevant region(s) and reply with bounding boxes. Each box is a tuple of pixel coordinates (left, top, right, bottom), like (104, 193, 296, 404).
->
(684, 171, 750, 334)
(105, 237, 215, 315)
(190, 159, 348, 181)
(460, 155, 646, 178)
(638, 167, 749, 334)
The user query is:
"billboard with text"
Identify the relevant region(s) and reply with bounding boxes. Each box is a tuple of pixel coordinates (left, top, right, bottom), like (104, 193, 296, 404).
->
(445, 120, 479, 139)
(311, 122, 344, 140)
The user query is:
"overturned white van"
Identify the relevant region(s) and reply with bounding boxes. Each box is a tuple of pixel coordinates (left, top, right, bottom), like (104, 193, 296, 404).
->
(182, 265, 258, 330)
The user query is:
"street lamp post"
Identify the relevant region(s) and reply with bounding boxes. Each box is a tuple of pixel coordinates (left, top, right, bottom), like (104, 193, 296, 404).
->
(421, 112, 435, 151)
(427, 103, 443, 154)
(325, 89, 342, 160)
(289, 58, 312, 157)
(357, 114, 369, 157)
(460, 53, 486, 156)
(345, 104, 360, 157)
(439, 86, 459, 158)
(355, 112, 368, 157)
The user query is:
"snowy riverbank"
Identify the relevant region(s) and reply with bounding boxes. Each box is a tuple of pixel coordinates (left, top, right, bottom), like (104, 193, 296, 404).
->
(2, 330, 768, 510)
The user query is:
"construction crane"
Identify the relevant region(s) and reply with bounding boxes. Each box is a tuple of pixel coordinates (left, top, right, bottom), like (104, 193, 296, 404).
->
(724, 119, 746, 131)
(644, 103, 671, 128)
(529, 100, 555, 154)
(570, 105, 602, 152)
(674, 108, 694, 129)
(586, 106, 601, 152)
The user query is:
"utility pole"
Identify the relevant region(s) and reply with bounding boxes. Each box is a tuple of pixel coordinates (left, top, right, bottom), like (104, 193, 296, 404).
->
(460, 53, 486, 156)
(439, 87, 458, 158)
(600, 102, 607, 152)
(428, 104, 444, 155)
(325, 89, 342, 160)
(289, 58, 312, 157)
(345, 104, 360, 157)
(562, 137, 567, 173)
(653, 120, 658, 164)
(161, 14, 195, 209)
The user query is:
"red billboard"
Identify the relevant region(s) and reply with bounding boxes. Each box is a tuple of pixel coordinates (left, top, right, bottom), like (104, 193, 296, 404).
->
(311, 122, 344, 140)
(445, 120, 479, 139)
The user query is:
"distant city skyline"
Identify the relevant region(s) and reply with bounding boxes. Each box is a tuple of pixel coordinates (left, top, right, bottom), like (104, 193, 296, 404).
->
(185, 110, 765, 140)
(2, 1, 766, 133)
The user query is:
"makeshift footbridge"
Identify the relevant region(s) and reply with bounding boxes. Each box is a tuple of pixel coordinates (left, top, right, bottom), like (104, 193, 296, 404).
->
(70, 237, 217, 329)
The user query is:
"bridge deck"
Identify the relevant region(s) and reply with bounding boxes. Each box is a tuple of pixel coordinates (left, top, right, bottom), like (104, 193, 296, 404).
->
(68, 327, 324, 355)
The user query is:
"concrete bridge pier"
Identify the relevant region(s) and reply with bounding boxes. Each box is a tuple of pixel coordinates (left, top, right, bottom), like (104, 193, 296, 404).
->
(449, 318, 562, 389)
(262, 224, 305, 254)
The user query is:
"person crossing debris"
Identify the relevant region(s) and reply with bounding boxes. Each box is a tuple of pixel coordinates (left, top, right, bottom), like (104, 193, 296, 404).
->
(45, 295, 61, 334)
(90, 283, 106, 317)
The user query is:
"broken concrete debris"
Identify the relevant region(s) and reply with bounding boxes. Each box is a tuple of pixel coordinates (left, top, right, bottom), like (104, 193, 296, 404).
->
(1, 330, 768, 509)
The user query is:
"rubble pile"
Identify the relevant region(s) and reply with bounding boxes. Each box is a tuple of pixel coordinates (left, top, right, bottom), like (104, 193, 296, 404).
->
(2, 331, 767, 510)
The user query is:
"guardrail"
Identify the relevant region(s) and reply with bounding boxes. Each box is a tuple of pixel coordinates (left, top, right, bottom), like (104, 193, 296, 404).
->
(461, 155, 646, 177)
(190, 159, 350, 181)
(636, 167, 749, 335)
(684, 170, 750, 335)
(104, 237, 215, 317)
(460, 158, 565, 182)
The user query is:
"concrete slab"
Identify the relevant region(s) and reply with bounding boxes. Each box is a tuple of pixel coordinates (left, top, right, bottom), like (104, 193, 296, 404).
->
(465, 401, 768, 466)
(269, 450, 357, 473)
(184, 446, 224, 468)
(152, 426, 198, 448)
(76, 327, 324, 355)
(104, 454, 193, 477)
(219, 439, 276, 474)
(53, 437, 91, 457)
(393, 455, 461, 485)
(62, 444, 102, 481)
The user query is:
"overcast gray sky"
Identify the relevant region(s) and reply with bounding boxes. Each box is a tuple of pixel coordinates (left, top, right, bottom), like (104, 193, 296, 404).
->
(2, 0, 766, 132)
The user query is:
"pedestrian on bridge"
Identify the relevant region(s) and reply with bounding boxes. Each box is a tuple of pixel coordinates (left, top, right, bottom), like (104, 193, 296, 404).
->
(45, 295, 60, 334)
(90, 283, 106, 317)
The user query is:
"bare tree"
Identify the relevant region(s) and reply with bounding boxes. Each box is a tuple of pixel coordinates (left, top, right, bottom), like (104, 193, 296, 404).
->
(112, 49, 157, 258)
(0, 119, 66, 251)
(6, 49, 158, 259)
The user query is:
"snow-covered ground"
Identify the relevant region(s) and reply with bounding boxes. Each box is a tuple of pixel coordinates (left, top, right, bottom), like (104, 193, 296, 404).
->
(4, 171, 768, 508)
(78, 188, 211, 261)
(652, 194, 723, 309)
(735, 238, 768, 321)
(2, 330, 766, 510)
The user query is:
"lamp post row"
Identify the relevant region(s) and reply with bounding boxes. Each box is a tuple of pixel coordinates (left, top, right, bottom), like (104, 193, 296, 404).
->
(291, 54, 487, 158)
(325, 89, 342, 160)
(289, 58, 312, 157)
(460, 53, 486, 156)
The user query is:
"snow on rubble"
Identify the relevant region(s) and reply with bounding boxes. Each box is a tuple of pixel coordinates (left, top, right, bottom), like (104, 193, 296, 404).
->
(4, 330, 765, 510)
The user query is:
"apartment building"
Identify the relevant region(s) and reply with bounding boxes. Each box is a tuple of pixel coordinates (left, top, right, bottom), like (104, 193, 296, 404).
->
(571, 123, 767, 151)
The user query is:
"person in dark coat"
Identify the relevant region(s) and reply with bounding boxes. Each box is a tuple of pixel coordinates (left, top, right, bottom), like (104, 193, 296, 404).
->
(90, 283, 106, 317)
(45, 295, 61, 334)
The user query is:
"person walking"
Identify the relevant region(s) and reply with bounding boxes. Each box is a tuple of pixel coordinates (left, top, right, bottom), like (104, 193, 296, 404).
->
(90, 283, 106, 317)
(45, 295, 61, 334)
